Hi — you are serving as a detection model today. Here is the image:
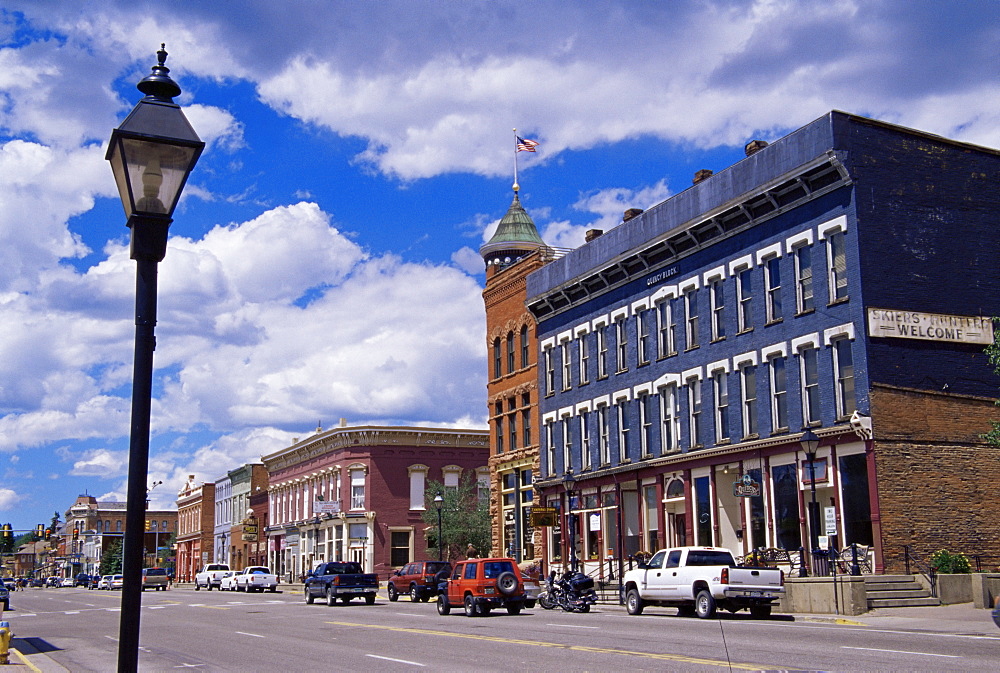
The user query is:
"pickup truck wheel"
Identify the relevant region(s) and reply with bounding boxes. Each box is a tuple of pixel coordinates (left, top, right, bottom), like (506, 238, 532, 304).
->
(410, 585, 420, 602)
(464, 594, 479, 617)
(695, 590, 717, 619)
(207, 584, 213, 591)
(365, 593, 376, 605)
(327, 588, 337, 606)
(496, 571, 518, 596)
(195, 584, 200, 591)
(749, 605, 772, 619)
(387, 583, 398, 602)
(305, 588, 314, 604)
(437, 594, 451, 615)
(626, 588, 644, 615)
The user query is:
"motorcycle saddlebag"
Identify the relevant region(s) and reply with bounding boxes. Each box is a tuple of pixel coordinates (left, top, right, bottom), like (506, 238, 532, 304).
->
(568, 573, 594, 592)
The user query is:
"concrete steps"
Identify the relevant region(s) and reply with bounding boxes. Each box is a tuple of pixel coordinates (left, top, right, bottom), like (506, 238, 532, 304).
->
(865, 574, 941, 609)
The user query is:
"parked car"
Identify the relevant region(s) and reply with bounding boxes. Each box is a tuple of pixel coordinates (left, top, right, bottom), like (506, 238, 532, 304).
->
(46, 576, 60, 587)
(303, 562, 379, 606)
(194, 563, 231, 591)
(88, 575, 102, 590)
(30, 577, 45, 588)
(2, 577, 16, 591)
(141, 567, 169, 591)
(75, 573, 91, 587)
(98, 575, 113, 590)
(219, 571, 239, 591)
(233, 566, 279, 593)
(60, 577, 75, 587)
(437, 557, 527, 617)
(387, 561, 451, 602)
(1, 582, 9, 610)
(110, 574, 124, 590)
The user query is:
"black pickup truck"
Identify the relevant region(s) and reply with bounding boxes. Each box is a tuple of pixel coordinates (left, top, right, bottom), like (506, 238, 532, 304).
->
(303, 561, 379, 606)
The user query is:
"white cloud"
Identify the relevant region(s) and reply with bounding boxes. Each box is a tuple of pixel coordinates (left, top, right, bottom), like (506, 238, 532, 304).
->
(0, 488, 19, 510)
(182, 104, 245, 151)
(451, 247, 484, 275)
(69, 448, 129, 478)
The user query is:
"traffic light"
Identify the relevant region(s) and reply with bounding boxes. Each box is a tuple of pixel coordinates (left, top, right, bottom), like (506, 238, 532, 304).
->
(44, 527, 52, 538)
(72, 527, 80, 541)
(145, 520, 151, 531)
(35, 524, 44, 537)
(1, 523, 10, 539)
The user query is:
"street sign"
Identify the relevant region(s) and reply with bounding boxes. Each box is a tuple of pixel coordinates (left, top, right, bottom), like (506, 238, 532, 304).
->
(824, 506, 837, 535)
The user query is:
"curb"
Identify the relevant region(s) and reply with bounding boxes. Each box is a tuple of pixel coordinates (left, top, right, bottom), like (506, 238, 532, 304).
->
(8, 638, 71, 672)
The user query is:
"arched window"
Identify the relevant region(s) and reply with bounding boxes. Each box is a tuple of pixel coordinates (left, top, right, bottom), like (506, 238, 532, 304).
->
(493, 338, 502, 379)
(506, 332, 515, 373)
(520, 325, 530, 367)
(665, 478, 685, 499)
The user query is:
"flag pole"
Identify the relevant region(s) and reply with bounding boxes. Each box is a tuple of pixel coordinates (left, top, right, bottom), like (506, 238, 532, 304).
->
(512, 127, 519, 193)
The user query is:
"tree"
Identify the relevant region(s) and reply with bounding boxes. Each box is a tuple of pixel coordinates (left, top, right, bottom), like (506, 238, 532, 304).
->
(100, 537, 123, 575)
(422, 476, 490, 562)
(984, 320, 1000, 447)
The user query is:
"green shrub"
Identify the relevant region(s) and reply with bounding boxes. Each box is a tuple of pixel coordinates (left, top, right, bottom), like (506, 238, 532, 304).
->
(930, 549, 971, 574)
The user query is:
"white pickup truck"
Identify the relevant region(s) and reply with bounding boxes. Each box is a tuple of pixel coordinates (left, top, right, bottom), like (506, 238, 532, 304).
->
(622, 546, 784, 619)
(194, 563, 231, 591)
(233, 566, 279, 593)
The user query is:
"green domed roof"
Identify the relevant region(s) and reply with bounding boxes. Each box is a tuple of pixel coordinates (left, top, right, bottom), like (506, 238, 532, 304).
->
(480, 192, 545, 261)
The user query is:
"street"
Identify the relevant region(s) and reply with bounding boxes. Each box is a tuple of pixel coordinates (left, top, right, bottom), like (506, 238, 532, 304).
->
(4, 586, 1000, 672)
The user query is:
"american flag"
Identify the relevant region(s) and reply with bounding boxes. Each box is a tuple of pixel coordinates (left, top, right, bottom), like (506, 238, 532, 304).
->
(516, 136, 539, 152)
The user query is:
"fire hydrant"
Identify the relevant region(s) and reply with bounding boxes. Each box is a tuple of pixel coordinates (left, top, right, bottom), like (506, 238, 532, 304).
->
(0, 620, 12, 665)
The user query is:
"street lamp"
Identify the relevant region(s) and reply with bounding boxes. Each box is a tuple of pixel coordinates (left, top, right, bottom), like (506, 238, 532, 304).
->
(106, 45, 203, 673)
(563, 472, 577, 573)
(800, 428, 821, 572)
(433, 492, 444, 562)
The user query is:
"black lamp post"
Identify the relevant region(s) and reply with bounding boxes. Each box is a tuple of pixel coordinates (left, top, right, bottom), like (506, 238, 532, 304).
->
(563, 472, 577, 573)
(434, 492, 444, 562)
(106, 45, 203, 673)
(800, 428, 821, 572)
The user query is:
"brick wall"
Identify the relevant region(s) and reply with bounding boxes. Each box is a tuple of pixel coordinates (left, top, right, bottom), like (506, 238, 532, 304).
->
(872, 384, 1000, 572)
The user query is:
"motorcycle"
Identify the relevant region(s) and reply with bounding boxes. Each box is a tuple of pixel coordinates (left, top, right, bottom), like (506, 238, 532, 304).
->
(538, 570, 598, 613)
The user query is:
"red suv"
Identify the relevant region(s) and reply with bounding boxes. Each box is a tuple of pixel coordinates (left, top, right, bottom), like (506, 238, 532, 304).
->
(437, 557, 526, 617)
(387, 561, 451, 602)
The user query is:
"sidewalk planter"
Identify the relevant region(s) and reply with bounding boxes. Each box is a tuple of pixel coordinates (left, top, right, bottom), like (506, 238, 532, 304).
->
(778, 577, 868, 616)
(936, 574, 973, 605)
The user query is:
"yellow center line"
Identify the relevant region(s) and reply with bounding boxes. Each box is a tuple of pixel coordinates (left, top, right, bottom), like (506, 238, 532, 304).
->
(198, 605, 230, 610)
(325, 621, 764, 670)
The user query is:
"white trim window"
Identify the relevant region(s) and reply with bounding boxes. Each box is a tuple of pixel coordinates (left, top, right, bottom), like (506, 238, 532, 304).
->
(769, 356, 789, 431)
(833, 338, 856, 417)
(736, 267, 753, 332)
(561, 417, 573, 473)
(684, 289, 700, 349)
(794, 244, 814, 314)
(740, 364, 759, 438)
(545, 421, 556, 477)
(615, 317, 628, 373)
(637, 309, 651, 365)
(659, 385, 680, 454)
(656, 299, 677, 357)
(617, 399, 630, 460)
(598, 405, 611, 465)
(579, 336, 590, 384)
(800, 346, 820, 425)
(687, 379, 702, 448)
(765, 256, 782, 323)
(580, 411, 591, 470)
(639, 393, 654, 457)
(713, 370, 729, 443)
(350, 468, 366, 511)
(597, 325, 609, 378)
(408, 465, 428, 510)
(544, 347, 555, 395)
(710, 278, 726, 341)
(827, 230, 849, 302)
(561, 341, 572, 390)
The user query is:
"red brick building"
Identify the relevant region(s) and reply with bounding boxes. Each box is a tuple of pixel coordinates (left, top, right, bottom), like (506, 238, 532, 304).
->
(175, 478, 216, 582)
(262, 422, 489, 581)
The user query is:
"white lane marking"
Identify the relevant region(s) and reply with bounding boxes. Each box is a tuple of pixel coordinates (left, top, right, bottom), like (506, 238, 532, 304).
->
(366, 655, 425, 667)
(395, 613, 423, 617)
(105, 608, 121, 612)
(840, 646, 960, 658)
(235, 631, 265, 638)
(546, 623, 599, 629)
(105, 635, 119, 642)
(64, 611, 80, 614)
(150, 606, 167, 609)
(17, 613, 36, 617)
(786, 623, 1000, 641)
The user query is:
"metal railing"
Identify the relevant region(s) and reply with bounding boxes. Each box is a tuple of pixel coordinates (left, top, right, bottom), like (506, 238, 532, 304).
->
(903, 545, 937, 597)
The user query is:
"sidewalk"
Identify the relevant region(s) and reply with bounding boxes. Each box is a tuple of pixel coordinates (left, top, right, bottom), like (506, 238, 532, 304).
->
(4, 637, 71, 672)
(797, 602, 1000, 635)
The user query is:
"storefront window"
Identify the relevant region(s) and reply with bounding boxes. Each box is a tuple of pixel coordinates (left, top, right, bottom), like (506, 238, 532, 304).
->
(747, 467, 766, 549)
(772, 464, 802, 550)
(839, 453, 873, 546)
(694, 476, 712, 546)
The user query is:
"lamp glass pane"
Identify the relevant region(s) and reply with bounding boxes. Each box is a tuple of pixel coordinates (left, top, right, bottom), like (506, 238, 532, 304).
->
(121, 138, 198, 217)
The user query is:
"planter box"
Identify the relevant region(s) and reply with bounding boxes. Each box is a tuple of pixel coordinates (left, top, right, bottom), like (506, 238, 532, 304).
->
(936, 573, 972, 605)
(972, 573, 1000, 609)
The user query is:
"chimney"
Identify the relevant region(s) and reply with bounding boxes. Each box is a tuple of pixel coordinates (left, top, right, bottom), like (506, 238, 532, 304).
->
(339, 418, 348, 427)
(585, 229, 604, 242)
(745, 139, 768, 156)
(623, 208, 644, 222)
(693, 169, 713, 184)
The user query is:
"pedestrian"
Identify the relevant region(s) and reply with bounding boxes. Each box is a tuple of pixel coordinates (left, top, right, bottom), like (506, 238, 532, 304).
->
(466, 543, 477, 559)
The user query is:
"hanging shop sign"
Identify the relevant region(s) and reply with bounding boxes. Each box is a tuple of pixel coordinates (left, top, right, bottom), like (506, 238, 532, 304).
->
(867, 308, 994, 345)
(733, 474, 761, 498)
(529, 506, 558, 527)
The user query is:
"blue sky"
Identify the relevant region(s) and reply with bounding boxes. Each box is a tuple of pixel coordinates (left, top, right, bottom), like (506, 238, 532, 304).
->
(2, 0, 999, 532)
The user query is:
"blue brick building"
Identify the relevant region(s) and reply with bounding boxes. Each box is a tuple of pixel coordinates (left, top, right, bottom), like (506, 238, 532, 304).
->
(524, 111, 1000, 575)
